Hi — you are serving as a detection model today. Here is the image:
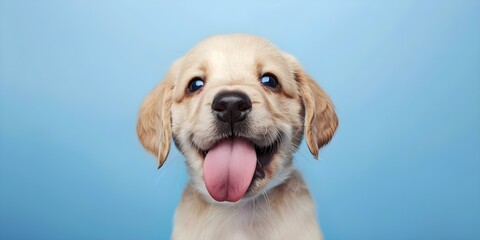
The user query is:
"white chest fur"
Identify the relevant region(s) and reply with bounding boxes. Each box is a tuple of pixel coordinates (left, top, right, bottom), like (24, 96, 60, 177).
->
(171, 171, 323, 240)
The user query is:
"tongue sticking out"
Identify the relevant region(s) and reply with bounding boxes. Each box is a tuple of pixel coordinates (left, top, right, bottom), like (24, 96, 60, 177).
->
(203, 138, 257, 202)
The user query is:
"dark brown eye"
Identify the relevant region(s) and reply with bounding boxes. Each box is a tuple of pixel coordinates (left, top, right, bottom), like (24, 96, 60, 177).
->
(260, 73, 278, 88)
(187, 77, 204, 92)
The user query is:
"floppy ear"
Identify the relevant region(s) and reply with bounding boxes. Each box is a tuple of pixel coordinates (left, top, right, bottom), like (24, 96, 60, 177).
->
(137, 68, 175, 169)
(286, 55, 338, 158)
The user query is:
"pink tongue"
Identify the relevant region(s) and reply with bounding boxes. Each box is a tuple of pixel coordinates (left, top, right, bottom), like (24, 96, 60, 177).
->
(203, 138, 256, 202)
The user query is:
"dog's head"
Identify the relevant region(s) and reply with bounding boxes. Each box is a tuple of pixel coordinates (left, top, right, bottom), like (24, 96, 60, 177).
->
(137, 34, 337, 202)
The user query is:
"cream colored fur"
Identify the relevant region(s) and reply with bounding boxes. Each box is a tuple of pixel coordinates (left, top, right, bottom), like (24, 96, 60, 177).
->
(137, 34, 338, 240)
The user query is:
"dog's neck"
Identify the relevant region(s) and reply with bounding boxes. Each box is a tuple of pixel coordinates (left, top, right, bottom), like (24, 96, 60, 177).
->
(172, 170, 323, 240)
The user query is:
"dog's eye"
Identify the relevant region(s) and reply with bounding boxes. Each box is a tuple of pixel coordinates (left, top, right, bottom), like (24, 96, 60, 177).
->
(260, 73, 279, 88)
(187, 77, 204, 93)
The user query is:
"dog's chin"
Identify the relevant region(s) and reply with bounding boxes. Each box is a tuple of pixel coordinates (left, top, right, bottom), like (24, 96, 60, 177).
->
(191, 133, 282, 202)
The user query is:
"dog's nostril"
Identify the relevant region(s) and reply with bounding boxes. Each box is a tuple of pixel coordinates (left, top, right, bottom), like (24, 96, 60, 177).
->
(212, 101, 228, 112)
(237, 101, 251, 111)
(212, 91, 252, 123)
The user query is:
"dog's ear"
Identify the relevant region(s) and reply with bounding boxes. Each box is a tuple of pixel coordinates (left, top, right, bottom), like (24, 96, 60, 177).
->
(137, 63, 178, 168)
(284, 54, 338, 158)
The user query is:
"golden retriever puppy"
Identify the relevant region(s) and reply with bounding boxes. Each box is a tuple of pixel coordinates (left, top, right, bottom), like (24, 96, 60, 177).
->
(137, 34, 338, 240)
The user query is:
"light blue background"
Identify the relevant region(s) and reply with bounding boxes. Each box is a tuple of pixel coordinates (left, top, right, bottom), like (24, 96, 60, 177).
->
(1, 0, 479, 239)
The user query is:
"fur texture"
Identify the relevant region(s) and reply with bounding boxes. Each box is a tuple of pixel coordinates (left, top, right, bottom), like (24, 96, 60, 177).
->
(137, 34, 338, 240)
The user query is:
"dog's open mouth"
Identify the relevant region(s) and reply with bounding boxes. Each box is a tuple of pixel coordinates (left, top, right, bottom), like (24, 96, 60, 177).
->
(199, 136, 280, 202)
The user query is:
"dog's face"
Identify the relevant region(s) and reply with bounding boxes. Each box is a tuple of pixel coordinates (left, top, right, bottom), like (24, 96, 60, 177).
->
(137, 34, 337, 203)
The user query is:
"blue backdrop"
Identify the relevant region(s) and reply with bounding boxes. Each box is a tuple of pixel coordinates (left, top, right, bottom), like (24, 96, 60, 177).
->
(1, 0, 479, 239)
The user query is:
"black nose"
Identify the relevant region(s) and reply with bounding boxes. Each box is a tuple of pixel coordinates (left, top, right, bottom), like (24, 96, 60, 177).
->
(212, 91, 252, 124)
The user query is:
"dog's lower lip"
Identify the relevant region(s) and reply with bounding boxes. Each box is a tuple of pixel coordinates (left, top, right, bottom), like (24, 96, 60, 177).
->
(252, 143, 272, 180)
(254, 161, 266, 179)
(252, 143, 276, 179)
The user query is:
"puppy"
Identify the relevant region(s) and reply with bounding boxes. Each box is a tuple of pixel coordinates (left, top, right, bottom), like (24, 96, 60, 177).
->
(137, 34, 337, 240)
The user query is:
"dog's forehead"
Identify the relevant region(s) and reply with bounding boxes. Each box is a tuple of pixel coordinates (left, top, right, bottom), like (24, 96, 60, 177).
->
(172, 34, 300, 100)
(185, 35, 281, 72)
